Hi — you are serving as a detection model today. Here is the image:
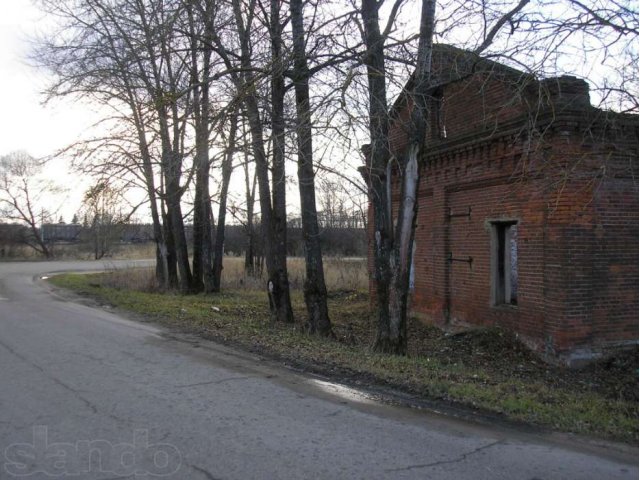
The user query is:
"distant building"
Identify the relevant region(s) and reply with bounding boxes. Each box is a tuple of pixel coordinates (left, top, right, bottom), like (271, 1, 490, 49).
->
(41, 223, 82, 243)
(119, 223, 155, 243)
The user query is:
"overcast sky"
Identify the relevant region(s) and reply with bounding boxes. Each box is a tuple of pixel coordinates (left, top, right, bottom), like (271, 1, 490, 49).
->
(0, 1, 99, 156)
(0, 0, 98, 220)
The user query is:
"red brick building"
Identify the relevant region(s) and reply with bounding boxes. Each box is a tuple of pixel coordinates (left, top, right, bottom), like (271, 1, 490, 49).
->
(365, 47, 638, 365)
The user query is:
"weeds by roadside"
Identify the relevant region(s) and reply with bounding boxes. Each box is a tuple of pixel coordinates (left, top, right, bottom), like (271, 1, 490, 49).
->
(96, 256, 369, 292)
(49, 266, 638, 444)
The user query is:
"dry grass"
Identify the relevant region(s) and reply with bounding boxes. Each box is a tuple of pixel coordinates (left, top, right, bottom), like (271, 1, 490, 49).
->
(97, 256, 368, 293)
(59, 242, 157, 260)
(93, 265, 159, 292)
(221, 256, 368, 292)
(322, 257, 368, 292)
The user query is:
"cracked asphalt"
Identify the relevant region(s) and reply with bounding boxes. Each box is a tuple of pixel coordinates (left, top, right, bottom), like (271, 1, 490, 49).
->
(0, 260, 637, 479)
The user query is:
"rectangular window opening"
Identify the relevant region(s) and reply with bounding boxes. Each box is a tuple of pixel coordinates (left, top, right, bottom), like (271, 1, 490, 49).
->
(409, 241, 416, 291)
(492, 221, 518, 306)
(435, 89, 447, 139)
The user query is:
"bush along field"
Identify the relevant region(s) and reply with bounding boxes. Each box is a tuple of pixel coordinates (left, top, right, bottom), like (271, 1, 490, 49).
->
(49, 257, 638, 444)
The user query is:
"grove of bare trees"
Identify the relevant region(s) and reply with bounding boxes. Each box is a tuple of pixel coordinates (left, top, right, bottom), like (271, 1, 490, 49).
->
(25, 0, 637, 351)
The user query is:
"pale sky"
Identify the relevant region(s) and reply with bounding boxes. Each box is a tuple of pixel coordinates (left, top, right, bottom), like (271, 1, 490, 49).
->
(0, 0, 100, 221)
(1, 1, 105, 153)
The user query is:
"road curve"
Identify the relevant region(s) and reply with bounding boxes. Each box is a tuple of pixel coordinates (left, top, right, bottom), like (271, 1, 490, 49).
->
(0, 260, 636, 479)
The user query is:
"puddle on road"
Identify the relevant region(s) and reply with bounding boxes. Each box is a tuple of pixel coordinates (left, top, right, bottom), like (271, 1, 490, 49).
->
(306, 378, 377, 405)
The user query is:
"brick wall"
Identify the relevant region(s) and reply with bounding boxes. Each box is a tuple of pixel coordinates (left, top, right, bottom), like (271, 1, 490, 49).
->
(366, 67, 639, 363)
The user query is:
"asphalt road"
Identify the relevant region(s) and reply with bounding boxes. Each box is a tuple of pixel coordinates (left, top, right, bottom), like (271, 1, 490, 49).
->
(0, 260, 636, 479)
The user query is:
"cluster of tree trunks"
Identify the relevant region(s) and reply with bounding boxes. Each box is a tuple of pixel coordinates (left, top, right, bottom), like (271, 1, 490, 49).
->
(34, 0, 631, 354)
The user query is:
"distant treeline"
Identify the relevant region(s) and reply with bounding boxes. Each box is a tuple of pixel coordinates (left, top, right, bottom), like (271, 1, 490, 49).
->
(224, 225, 367, 258)
(0, 222, 366, 258)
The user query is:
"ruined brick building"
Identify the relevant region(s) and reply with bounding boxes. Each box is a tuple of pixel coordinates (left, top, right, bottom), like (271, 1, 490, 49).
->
(364, 46, 638, 365)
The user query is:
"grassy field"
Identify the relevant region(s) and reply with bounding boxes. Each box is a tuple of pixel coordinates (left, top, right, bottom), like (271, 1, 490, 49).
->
(1, 242, 157, 261)
(49, 258, 638, 444)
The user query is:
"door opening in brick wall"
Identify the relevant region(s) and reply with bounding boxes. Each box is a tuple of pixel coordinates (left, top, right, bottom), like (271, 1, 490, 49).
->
(491, 221, 518, 306)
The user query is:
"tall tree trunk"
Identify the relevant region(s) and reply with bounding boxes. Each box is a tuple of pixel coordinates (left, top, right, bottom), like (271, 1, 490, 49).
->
(159, 10, 193, 294)
(161, 198, 179, 289)
(137, 125, 168, 288)
(361, 0, 436, 354)
(163, 147, 193, 293)
(387, 0, 436, 353)
(229, 0, 292, 322)
(133, 0, 188, 291)
(189, 0, 214, 293)
(212, 109, 238, 292)
(361, 0, 394, 352)
(245, 222, 255, 274)
(29, 215, 51, 259)
(113, 41, 168, 288)
(147, 182, 167, 288)
(268, 0, 294, 323)
(243, 92, 283, 311)
(201, 197, 215, 292)
(169, 198, 192, 293)
(192, 139, 212, 293)
(290, 0, 332, 336)
(192, 170, 206, 291)
(243, 143, 257, 276)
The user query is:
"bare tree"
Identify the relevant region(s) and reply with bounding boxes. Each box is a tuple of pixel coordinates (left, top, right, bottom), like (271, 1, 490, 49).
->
(289, 0, 333, 336)
(80, 181, 131, 259)
(212, 108, 239, 292)
(266, 0, 295, 322)
(0, 152, 62, 258)
(133, 0, 194, 293)
(185, 0, 229, 293)
(360, 0, 397, 352)
(209, 0, 294, 322)
(382, 0, 436, 354)
(241, 120, 259, 276)
(36, 0, 183, 287)
(37, 0, 224, 292)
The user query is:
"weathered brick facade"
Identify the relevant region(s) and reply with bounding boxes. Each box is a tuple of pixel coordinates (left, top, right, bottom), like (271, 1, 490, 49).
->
(365, 48, 638, 365)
